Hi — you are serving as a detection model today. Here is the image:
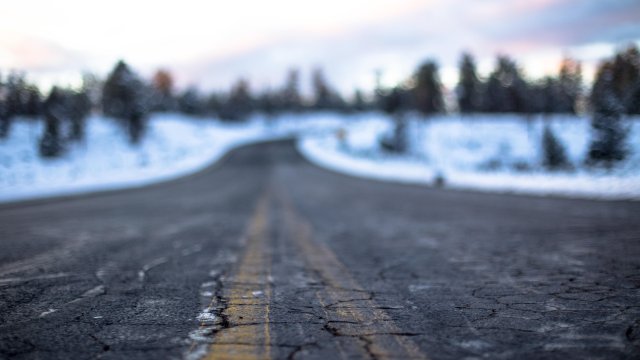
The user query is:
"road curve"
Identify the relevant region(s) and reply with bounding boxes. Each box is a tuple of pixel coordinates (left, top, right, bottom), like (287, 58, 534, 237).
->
(1, 140, 639, 359)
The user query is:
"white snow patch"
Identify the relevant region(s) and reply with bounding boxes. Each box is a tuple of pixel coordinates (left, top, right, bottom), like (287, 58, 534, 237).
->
(185, 343, 210, 360)
(0, 112, 344, 203)
(408, 283, 433, 292)
(39, 308, 57, 317)
(81, 285, 105, 298)
(3, 111, 639, 202)
(298, 113, 640, 200)
(138, 257, 168, 282)
(196, 310, 218, 324)
(458, 339, 493, 350)
(0, 272, 70, 286)
(200, 281, 217, 288)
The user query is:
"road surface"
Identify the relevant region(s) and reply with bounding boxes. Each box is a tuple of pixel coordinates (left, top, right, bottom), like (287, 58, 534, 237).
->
(1, 140, 639, 359)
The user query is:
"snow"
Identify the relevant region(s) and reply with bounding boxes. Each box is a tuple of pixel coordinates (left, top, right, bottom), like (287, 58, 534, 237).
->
(0, 112, 342, 203)
(298, 113, 640, 200)
(2, 112, 639, 203)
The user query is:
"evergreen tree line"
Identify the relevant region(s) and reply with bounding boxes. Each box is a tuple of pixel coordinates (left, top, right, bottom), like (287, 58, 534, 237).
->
(538, 46, 639, 169)
(377, 46, 639, 168)
(0, 46, 638, 164)
(0, 60, 366, 155)
(377, 45, 639, 118)
(374, 53, 582, 117)
(455, 53, 582, 114)
(149, 67, 358, 120)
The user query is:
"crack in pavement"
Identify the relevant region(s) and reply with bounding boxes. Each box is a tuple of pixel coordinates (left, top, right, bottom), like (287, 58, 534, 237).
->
(276, 186, 429, 360)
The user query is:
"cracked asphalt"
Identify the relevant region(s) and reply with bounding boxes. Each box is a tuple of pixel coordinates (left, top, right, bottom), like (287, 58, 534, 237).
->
(1, 140, 640, 359)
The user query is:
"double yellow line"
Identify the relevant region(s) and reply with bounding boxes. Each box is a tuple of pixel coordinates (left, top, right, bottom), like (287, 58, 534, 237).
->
(205, 194, 272, 360)
(200, 187, 428, 360)
(279, 189, 427, 360)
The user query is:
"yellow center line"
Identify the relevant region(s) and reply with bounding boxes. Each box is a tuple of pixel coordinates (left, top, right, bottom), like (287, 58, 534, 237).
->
(205, 192, 272, 360)
(277, 188, 429, 360)
(198, 182, 427, 359)
(314, 290, 351, 359)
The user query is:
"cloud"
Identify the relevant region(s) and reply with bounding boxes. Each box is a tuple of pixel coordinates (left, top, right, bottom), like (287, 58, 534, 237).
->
(2, 0, 639, 91)
(0, 33, 84, 71)
(485, 0, 640, 48)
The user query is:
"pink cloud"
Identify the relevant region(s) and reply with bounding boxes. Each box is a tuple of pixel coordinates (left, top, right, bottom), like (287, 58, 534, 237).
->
(0, 33, 85, 71)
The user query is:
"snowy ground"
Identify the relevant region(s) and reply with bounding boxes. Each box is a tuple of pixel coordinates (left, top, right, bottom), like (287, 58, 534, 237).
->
(2, 112, 639, 203)
(0, 112, 343, 203)
(298, 113, 640, 200)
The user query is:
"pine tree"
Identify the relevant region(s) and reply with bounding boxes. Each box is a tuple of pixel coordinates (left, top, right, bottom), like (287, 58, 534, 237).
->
(39, 87, 65, 158)
(557, 58, 582, 114)
(257, 90, 276, 116)
(0, 111, 7, 139)
(0, 73, 8, 139)
(413, 60, 444, 115)
(102, 60, 148, 144)
(541, 77, 561, 114)
(5, 72, 26, 118)
(1, 72, 23, 138)
(587, 62, 628, 166)
(281, 69, 302, 112)
(80, 73, 102, 110)
(481, 75, 505, 112)
(178, 87, 204, 115)
(150, 69, 176, 112)
(221, 78, 253, 120)
(207, 93, 224, 117)
(312, 68, 335, 110)
(628, 78, 640, 115)
(379, 87, 408, 153)
(541, 125, 569, 170)
(611, 45, 640, 114)
(457, 53, 480, 113)
(525, 81, 545, 114)
(68, 90, 91, 141)
(0, 73, 45, 137)
(352, 89, 367, 112)
(481, 56, 529, 113)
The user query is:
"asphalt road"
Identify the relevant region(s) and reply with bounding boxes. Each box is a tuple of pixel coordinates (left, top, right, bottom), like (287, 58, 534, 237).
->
(1, 140, 639, 360)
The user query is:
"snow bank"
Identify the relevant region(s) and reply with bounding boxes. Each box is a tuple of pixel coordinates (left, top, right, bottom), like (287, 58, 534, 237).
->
(0, 112, 342, 203)
(298, 113, 640, 200)
(3, 111, 639, 203)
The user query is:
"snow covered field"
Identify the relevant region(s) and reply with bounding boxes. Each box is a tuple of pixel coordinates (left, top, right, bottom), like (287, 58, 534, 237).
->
(0, 112, 343, 203)
(2, 112, 639, 203)
(299, 113, 640, 200)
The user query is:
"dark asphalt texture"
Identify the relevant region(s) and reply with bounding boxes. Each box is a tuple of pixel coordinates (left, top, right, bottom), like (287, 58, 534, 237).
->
(1, 140, 639, 360)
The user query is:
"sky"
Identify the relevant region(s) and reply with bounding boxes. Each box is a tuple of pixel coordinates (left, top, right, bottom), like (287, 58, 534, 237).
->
(1, 0, 639, 95)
